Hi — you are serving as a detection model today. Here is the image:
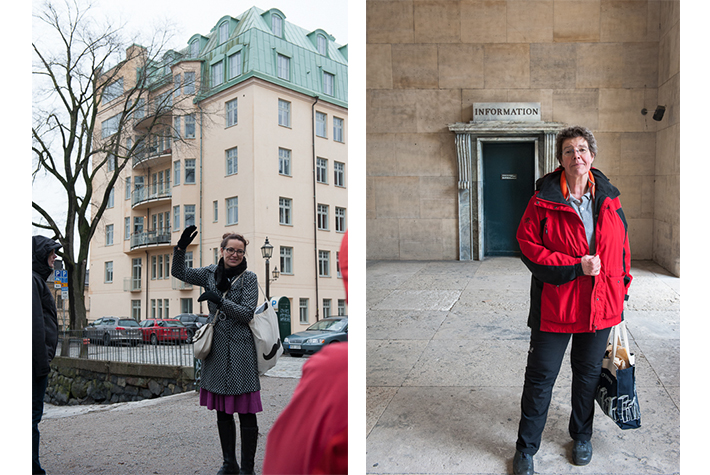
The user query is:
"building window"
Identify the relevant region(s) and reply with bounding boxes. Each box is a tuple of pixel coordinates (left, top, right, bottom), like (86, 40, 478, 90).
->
(105, 224, 114, 246)
(316, 158, 328, 184)
(226, 147, 238, 175)
(226, 99, 238, 127)
(323, 299, 331, 318)
(158, 255, 164, 279)
(318, 250, 330, 277)
(280, 246, 293, 274)
(184, 71, 195, 94)
(336, 251, 341, 277)
(184, 114, 195, 138)
(133, 216, 144, 234)
(181, 298, 193, 314)
(323, 72, 334, 96)
(226, 197, 238, 225)
(184, 205, 195, 228)
(132, 258, 142, 290)
(333, 117, 344, 143)
(164, 299, 170, 319)
(334, 161, 345, 187)
(173, 116, 181, 139)
(101, 113, 121, 138)
(151, 255, 157, 280)
(132, 300, 141, 320)
(174, 161, 181, 186)
(219, 21, 229, 44)
(184, 159, 195, 184)
(213, 200, 219, 222)
(277, 54, 290, 81)
(317, 204, 329, 230)
(278, 99, 291, 127)
(211, 61, 224, 88)
(299, 298, 308, 324)
(279, 197, 292, 225)
(338, 299, 346, 316)
(104, 261, 113, 283)
(164, 253, 170, 278)
(335, 207, 346, 232)
(272, 15, 283, 37)
(315, 112, 327, 138)
(125, 217, 130, 240)
(190, 40, 199, 58)
(107, 187, 115, 208)
(185, 251, 194, 268)
(125, 176, 131, 200)
(278, 148, 291, 176)
(102, 78, 123, 105)
(173, 205, 180, 231)
(317, 35, 327, 55)
(228, 51, 242, 79)
(174, 74, 181, 97)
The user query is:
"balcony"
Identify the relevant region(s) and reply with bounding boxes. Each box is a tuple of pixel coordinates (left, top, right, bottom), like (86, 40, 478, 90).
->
(130, 229, 172, 251)
(132, 184, 172, 209)
(132, 145, 172, 169)
(171, 277, 193, 290)
(123, 277, 142, 292)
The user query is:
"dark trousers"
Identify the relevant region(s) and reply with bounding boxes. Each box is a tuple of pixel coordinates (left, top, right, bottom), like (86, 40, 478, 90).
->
(516, 327, 611, 455)
(33, 375, 49, 474)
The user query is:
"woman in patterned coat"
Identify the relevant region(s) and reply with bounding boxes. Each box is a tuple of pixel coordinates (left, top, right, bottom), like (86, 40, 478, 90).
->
(172, 226, 260, 475)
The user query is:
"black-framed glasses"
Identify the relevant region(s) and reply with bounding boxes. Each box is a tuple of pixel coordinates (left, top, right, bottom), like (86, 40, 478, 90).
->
(223, 248, 245, 256)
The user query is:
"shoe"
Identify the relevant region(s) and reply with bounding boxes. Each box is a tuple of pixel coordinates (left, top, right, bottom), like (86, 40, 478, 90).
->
(572, 439, 592, 466)
(513, 450, 534, 475)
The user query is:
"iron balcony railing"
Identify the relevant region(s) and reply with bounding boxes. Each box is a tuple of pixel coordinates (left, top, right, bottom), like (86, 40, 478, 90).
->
(130, 229, 172, 250)
(131, 185, 171, 207)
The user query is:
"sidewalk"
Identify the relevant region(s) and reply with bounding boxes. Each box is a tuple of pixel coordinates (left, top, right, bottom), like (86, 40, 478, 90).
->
(37, 356, 306, 474)
(366, 258, 679, 474)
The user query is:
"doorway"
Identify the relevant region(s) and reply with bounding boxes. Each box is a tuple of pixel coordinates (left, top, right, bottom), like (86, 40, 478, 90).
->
(482, 141, 535, 256)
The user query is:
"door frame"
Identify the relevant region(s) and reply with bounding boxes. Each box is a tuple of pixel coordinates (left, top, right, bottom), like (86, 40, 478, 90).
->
(449, 121, 566, 261)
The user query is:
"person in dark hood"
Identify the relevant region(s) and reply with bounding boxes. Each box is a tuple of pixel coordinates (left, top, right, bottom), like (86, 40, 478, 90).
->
(32, 235, 62, 474)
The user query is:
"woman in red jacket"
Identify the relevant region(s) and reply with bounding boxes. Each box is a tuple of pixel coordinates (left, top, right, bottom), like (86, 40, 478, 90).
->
(512, 126, 632, 475)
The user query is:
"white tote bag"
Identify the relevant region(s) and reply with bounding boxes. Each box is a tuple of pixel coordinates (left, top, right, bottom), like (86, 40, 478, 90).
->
(249, 285, 283, 375)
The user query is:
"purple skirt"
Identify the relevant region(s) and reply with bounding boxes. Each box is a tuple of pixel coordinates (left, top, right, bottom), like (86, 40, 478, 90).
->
(199, 388, 263, 414)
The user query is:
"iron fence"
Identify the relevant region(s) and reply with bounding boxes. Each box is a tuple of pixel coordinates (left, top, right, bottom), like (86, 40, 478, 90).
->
(57, 330, 195, 367)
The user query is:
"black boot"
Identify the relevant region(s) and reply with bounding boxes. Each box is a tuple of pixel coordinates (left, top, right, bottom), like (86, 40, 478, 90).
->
(217, 420, 240, 475)
(239, 426, 259, 475)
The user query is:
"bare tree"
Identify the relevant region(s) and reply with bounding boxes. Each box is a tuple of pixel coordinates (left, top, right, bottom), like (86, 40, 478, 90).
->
(32, 0, 193, 329)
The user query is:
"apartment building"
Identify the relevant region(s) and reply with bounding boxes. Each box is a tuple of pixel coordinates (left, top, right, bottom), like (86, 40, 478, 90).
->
(88, 6, 348, 334)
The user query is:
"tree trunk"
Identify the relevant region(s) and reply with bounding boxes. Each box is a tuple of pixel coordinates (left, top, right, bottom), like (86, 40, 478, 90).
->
(66, 259, 88, 330)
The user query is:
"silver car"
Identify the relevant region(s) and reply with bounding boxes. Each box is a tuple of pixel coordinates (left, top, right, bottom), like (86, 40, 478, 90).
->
(83, 317, 142, 346)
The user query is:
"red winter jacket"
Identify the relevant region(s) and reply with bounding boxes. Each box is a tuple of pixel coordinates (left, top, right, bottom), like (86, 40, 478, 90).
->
(516, 168, 632, 333)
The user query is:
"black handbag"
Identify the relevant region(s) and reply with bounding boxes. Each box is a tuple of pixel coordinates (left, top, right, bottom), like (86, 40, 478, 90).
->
(594, 322, 641, 430)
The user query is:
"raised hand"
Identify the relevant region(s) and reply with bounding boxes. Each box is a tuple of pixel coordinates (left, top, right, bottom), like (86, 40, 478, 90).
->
(177, 225, 198, 250)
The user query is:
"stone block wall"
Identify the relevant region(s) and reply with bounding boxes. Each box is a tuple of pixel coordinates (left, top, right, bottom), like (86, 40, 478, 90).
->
(45, 357, 195, 406)
(366, 0, 680, 275)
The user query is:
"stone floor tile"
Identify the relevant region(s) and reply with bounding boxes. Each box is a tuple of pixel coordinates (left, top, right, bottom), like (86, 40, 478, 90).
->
(367, 309, 449, 340)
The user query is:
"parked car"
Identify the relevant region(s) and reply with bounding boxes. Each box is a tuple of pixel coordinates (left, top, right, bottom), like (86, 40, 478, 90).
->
(139, 319, 190, 345)
(283, 317, 348, 357)
(174, 313, 209, 338)
(83, 317, 141, 346)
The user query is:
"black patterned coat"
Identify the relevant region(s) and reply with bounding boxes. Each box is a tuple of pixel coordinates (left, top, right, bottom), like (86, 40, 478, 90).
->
(171, 247, 260, 395)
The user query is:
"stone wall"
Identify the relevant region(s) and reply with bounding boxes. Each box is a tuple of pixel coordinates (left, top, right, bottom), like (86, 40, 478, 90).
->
(366, 0, 681, 275)
(46, 357, 195, 406)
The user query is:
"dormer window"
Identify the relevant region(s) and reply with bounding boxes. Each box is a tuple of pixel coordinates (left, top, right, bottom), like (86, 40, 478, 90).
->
(219, 21, 229, 44)
(272, 15, 283, 37)
(190, 40, 199, 58)
(317, 35, 327, 55)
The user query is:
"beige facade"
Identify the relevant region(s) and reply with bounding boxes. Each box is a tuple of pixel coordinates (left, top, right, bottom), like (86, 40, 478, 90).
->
(90, 38, 348, 331)
(366, 0, 680, 276)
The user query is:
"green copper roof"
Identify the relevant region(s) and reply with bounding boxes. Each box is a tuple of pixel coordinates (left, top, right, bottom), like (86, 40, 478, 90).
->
(185, 6, 347, 108)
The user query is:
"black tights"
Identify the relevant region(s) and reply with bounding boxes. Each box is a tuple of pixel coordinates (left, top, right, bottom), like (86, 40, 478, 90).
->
(217, 410, 257, 428)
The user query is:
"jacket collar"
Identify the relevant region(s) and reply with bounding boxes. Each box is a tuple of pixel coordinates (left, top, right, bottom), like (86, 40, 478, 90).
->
(536, 167, 619, 205)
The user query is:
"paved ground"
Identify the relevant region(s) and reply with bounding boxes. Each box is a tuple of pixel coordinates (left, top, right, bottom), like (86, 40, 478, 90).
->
(35, 356, 307, 475)
(366, 258, 680, 475)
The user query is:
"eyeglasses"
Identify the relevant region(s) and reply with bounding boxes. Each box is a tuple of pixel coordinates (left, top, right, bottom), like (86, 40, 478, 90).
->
(223, 248, 245, 256)
(562, 147, 590, 157)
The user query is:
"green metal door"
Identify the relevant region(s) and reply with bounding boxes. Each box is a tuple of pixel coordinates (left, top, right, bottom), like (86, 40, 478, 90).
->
(482, 141, 535, 256)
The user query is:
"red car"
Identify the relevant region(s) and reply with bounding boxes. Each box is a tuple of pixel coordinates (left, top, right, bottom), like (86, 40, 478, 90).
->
(139, 319, 189, 345)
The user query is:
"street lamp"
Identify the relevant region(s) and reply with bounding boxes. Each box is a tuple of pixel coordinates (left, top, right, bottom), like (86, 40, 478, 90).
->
(261, 237, 279, 300)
